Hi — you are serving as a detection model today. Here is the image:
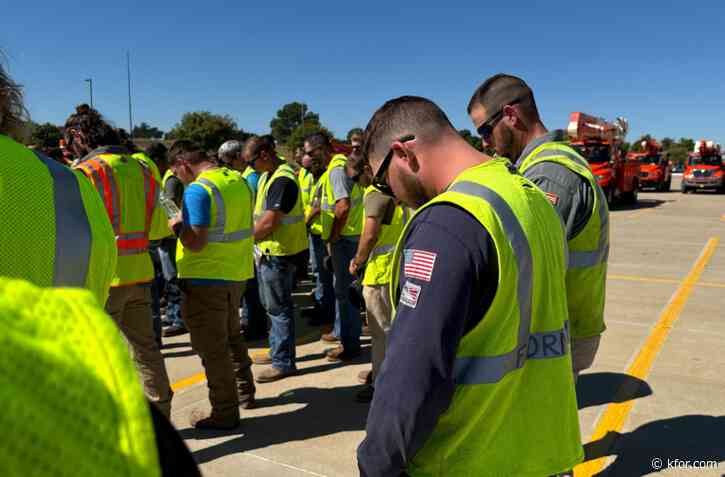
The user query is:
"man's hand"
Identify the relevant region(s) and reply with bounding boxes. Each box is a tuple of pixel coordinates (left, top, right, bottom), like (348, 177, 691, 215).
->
(168, 212, 182, 235)
(349, 258, 361, 277)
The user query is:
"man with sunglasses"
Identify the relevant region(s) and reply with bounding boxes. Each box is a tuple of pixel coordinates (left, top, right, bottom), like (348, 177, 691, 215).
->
(304, 133, 365, 362)
(245, 135, 308, 382)
(468, 74, 609, 381)
(357, 96, 582, 476)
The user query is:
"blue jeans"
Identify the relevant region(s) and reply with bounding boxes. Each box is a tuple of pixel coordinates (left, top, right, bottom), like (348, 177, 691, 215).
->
(331, 236, 362, 352)
(158, 237, 183, 327)
(258, 256, 298, 372)
(309, 233, 334, 321)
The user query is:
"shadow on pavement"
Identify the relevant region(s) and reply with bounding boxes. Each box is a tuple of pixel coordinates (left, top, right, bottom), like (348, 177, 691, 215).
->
(577, 373, 652, 410)
(611, 198, 670, 212)
(181, 385, 369, 464)
(584, 415, 725, 476)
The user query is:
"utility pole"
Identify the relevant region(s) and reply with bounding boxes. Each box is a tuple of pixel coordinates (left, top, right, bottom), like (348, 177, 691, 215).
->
(84, 78, 93, 108)
(127, 51, 134, 136)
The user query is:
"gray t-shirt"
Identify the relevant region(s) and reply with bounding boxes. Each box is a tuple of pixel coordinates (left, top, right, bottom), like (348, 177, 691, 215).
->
(330, 166, 354, 202)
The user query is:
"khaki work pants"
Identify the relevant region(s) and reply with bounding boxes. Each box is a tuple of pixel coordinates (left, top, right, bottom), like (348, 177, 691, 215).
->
(106, 284, 173, 417)
(181, 281, 254, 420)
(572, 334, 602, 381)
(363, 284, 392, 380)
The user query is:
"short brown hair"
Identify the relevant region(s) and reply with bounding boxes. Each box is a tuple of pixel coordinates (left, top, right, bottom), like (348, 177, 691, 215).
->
(244, 135, 272, 158)
(467, 73, 538, 121)
(362, 96, 454, 165)
(168, 139, 205, 165)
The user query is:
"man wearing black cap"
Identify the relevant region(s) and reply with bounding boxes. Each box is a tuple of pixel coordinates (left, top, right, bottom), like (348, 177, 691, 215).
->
(467, 74, 610, 379)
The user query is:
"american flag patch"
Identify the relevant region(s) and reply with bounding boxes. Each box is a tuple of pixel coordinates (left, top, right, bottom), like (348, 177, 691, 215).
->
(403, 249, 437, 282)
(544, 191, 559, 205)
(400, 281, 421, 309)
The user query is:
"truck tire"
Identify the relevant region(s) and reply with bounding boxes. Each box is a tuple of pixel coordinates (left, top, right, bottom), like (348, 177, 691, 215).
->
(623, 182, 639, 204)
(606, 185, 615, 206)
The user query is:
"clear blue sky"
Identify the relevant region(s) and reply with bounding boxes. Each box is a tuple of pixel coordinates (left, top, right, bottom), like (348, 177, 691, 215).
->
(4, 1, 724, 144)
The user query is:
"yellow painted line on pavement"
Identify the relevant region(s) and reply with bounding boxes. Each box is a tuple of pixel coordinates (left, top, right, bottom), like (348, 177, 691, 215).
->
(608, 274, 725, 289)
(576, 236, 720, 476)
(170, 329, 323, 392)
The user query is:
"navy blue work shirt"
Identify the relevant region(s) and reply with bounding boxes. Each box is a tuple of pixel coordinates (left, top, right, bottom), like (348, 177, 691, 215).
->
(357, 203, 499, 477)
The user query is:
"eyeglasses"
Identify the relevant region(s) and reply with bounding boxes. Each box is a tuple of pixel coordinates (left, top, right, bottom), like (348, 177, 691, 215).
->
(372, 134, 415, 197)
(476, 98, 523, 142)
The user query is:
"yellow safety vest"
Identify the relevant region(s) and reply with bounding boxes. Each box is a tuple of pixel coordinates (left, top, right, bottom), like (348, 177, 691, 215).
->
(0, 278, 160, 477)
(162, 168, 174, 188)
(299, 168, 322, 235)
(518, 141, 609, 339)
(176, 167, 254, 281)
(362, 186, 408, 286)
(0, 135, 117, 304)
(390, 159, 583, 476)
(254, 164, 308, 256)
(319, 154, 363, 240)
(75, 147, 170, 287)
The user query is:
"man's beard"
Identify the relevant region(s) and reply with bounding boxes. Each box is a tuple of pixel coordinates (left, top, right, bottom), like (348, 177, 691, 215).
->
(396, 169, 430, 209)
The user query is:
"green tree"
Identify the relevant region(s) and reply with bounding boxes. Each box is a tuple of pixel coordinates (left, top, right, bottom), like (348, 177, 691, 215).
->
(678, 137, 695, 152)
(270, 102, 319, 145)
(347, 128, 363, 142)
(667, 144, 689, 166)
(167, 112, 249, 152)
(286, 120, 332, 153)
(661, 137, 674, 150)
(29, 122, 63, 149)
(458, 129, 482, 151)
(132, 122, 164, 139)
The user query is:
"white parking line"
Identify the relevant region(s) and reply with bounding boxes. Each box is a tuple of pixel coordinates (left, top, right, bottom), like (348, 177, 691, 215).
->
(244, 452, 329, 477)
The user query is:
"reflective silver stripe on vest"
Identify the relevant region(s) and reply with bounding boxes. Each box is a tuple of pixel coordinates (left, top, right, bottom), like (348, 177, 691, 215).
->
(569, 184, 610, 268)
(447, 181, 568, 385)
(320, 195, 334, 212)
(34, 152, 91, 287)
(279, 214, 304, 225)
(370, 243, 395, 259)
(197, 178, 251, 243)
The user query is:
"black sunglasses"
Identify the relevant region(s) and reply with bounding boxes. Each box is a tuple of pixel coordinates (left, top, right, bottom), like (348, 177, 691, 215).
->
(476, 98, 524, 141)
(372, 134, 415, 197)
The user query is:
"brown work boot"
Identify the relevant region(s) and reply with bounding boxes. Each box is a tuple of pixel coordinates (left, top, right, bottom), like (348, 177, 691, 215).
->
(326, 346, 361, 362)
(321, 332, 340, 343)
(357, 369, 372, 384)
(255, 367, 297, 383)
(189, 409, 240, 430)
